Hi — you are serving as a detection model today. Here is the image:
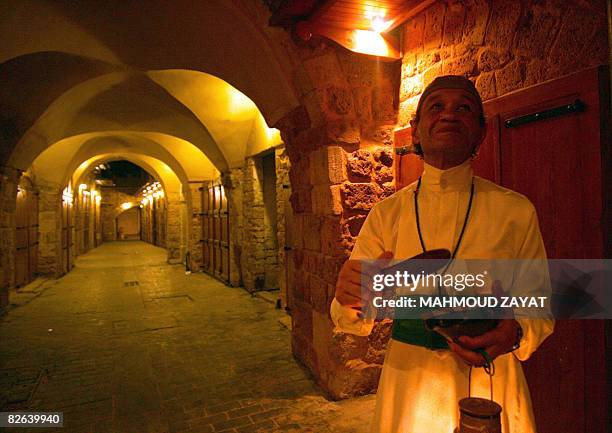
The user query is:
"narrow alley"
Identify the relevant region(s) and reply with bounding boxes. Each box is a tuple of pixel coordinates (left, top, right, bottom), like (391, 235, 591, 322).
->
(0, 241, 374, 433)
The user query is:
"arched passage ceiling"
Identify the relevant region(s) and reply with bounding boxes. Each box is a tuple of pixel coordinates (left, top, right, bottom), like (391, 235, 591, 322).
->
(29, 132, 213, 189)
(72, 154, 183, 197)
(1, 0, 297, 172)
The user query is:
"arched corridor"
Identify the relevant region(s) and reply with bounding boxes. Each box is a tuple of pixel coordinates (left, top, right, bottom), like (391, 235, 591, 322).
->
(1, 241, 374, 433)
(1, 1, 609, 432)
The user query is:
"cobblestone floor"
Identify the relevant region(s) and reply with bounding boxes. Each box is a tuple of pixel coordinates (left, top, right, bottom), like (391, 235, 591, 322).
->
(0, 241, 375, 433)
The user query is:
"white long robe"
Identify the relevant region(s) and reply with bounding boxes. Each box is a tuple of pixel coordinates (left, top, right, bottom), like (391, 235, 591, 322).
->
(331, 160, 554, 433)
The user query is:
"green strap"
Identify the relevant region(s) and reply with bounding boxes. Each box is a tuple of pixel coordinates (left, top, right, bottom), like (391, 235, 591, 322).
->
(392, 319, 449, 349)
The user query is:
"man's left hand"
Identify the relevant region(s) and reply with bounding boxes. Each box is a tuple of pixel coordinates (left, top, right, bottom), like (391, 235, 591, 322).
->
(449, 320, 520, 366)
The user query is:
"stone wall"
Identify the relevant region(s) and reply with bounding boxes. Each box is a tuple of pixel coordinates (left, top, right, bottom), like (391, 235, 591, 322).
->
(239, 147, 290, 293)
(274, 44, 400, 398)
(166, 196, 182, 263)
(0, 165, 20, 308)
(100, 190, 136, 242)
(398, 0, 609, 124)
(241, 157, 266, 291)
(275, 147, 291, 308)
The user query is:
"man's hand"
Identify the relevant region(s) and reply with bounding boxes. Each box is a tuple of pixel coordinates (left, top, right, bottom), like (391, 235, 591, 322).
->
(335, 251, 394, 309)
(449, 319, 521, 366)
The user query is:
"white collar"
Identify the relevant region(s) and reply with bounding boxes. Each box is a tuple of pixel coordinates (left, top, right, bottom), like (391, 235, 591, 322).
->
(421, 159, 473, 191)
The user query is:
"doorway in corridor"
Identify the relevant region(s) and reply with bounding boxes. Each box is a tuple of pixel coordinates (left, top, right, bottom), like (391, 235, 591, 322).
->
(14, 177, 38, 287)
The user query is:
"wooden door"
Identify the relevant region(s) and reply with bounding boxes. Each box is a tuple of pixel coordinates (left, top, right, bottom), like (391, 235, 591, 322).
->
(394, 66, 608, 433)
(485, 66, 607, 433)
(15, 178, 39, 287)
(200, 181, 230, 284)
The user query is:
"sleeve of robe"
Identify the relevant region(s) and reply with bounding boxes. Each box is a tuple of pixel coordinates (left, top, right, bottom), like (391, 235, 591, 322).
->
(330, 204, 385, 336)
(512, 203, 555, 361)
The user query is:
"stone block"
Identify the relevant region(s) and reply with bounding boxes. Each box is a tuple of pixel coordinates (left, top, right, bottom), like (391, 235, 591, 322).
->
(346, 150, 372, 181)
(462, 0, 488, 47)
(310, 146, 346, 186)
(289, 189, 312, 214)
(365, 125, 395, 147)
(443, 1, 465, 46)
(475, 71, 496, 101)
(423, 63, 443, 87)
(351, 87, 372, 121)
(303, 214, 321, 251)
(416, 51, 441, 74)
(302, 52, 346, 88)
(373, 148, 394, 167)
(423, 2, 446, 50)
(311, 184, 342, 216)
(477, 48, 511, 73)
(495, 60, 525, 96)
(320, 216, 345, 258)
(401, 55, 417, 82)
(372, 81, 397, 122)
(399, 74, 423, 103)
(292, 299, 314, 341)
(329, 329, 369, 364)
(523, 59, 548, 88)
(324, 121, 361, 146)
(337, 51, 386, 87)
(378, 184, 395, 200)
(373, 165, 393, 185)
(344, 214, 367, 237)
(322, 255, 345, 286)
(403, 15, 425, 54)
(484, 0, 521, 50)
(514, 4, 559, 57)
(324, 86, 354, 117)
(341, 183, 378, 211)
(309, 273, 329, 314)
(442, 54, 477, 77)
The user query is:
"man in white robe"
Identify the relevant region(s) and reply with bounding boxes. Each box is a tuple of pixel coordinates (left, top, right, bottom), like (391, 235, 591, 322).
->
(331, 75, 554, 433)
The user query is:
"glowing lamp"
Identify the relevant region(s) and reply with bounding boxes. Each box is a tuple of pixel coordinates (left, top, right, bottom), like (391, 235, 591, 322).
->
(121, 202, 132, 210)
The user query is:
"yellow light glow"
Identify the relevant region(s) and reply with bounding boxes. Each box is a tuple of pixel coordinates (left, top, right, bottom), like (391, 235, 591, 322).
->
(62, 187, 73, 205)
(148, 196, 153, 205)
(78, 183, 88, 191)
(353, 29, 391, 57)
(141, 198, 148, 205)
(121, 202, 132, 210)
(83, 190, 90, 196)
(95, 195, 101, 203)
(370, 15, 390, 33)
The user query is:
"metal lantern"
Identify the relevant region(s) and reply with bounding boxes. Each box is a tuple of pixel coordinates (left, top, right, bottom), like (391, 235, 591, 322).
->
(455, 397, 502, 433)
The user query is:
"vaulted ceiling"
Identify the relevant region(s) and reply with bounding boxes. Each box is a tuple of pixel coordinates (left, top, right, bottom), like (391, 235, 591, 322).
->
(1, 0, 295, 191)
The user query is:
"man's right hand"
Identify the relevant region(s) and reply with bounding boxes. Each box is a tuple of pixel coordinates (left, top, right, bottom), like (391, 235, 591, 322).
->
(335, 251, 394, 309)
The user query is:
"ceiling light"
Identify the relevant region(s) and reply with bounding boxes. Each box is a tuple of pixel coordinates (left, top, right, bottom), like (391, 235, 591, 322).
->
(370, 15, 390, 33)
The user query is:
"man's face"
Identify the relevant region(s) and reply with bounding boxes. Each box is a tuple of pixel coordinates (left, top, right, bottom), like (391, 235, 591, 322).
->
(411, 88, 486, 167)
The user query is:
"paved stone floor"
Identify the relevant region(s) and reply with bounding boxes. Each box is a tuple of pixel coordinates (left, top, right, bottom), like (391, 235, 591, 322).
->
(0, 241, 375, 433)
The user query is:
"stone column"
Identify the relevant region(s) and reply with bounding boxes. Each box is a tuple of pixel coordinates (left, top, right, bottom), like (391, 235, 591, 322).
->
(165, 194, 184, 264)
(223, 168, 244, 287)
(37, 180, 62, 276)
(241, 158, 266, 291)
(274, 45, 399, 398)
(188, 182, 205, 272)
